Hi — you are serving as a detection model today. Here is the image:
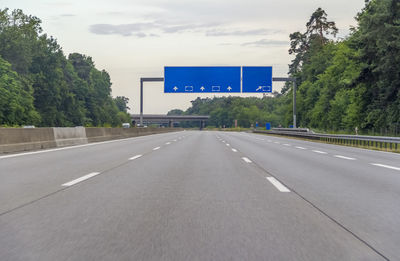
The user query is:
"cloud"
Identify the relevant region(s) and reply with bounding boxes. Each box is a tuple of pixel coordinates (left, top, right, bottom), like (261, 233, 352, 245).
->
(206, 28, 279, 37)
(89, 23, 154, 37)
(60, 14, 76, 17)
(89, 21, 221, 37)
(241, 39, 288, 47)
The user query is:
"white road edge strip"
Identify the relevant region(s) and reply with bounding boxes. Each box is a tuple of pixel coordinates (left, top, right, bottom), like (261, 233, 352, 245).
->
(153, 147, 161, 150)
(62, 172, 101, 187)
(371, 163, 400, 171)
(232, 148, 238, 152)
(334, 155, 356, 160)
(129, 155, 142, 160)
(266, 177, 290, 192)
(242, 157, 252, 163)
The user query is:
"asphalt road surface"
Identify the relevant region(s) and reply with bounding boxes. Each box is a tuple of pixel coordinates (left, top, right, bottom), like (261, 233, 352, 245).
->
(1, 130, 399, 261)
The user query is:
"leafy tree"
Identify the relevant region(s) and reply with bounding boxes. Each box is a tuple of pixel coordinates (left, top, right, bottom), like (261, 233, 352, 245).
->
(114, 96, 130, 113)
(0, 55, 40, 125)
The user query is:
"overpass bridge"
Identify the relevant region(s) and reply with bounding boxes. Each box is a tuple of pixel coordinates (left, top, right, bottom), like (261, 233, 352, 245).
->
(130, 114, 210, 128)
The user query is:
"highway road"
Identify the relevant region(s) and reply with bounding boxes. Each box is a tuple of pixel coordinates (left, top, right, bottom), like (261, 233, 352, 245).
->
(0, 130, 399, 260)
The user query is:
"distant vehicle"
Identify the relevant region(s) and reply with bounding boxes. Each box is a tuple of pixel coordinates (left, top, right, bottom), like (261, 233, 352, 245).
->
(122, 123, 130, 128)
(23, 125, 35, 128)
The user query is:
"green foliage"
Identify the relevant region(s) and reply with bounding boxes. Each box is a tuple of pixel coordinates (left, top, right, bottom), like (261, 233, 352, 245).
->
(0, 55, 40, 125)
(286, 3, 400, 135)
(0, 8, 127, 127)
(114, 96, 130, 113)
(174, 4, 399, 135)
(168, 96, 288, 128)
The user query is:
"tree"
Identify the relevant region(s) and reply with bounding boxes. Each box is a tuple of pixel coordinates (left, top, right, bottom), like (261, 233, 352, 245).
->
(114, 96, 130, 113)
(0, 55, 40, 125)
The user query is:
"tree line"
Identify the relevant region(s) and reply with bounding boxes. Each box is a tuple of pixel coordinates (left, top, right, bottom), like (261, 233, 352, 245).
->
(169, 0, 400, 135)
(0, 8, 130, 127)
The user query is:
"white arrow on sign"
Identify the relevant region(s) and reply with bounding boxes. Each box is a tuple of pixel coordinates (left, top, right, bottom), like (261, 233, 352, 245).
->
(173, 86, 178, 91)
(227, 86, 232, 91)
(200, 86, 205, 91)
(256, 86, 262, 91)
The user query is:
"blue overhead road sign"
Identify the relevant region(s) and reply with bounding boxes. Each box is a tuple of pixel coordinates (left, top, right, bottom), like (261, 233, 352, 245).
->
(242, 66, 273, 93)
(164, 66, 241, 93)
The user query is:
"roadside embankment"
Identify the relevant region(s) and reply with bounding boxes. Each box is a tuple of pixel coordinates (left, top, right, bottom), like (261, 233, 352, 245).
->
(0, 127, 181, 154)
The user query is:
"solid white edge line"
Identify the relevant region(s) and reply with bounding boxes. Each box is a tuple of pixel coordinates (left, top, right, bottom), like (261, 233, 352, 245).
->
(129, 155, 142, 160)
(334, 155, 356, 160)
(242, 157, 252, 163)
(232, 148, 238, 152)
(266, 177, 290, 192)
(371, 163, 400, 171)
(153, 147, 161, 150)
(62, 172, 101, 187)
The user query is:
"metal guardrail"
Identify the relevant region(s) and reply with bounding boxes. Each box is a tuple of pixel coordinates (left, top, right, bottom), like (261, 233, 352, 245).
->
(253, 129, 400, 152)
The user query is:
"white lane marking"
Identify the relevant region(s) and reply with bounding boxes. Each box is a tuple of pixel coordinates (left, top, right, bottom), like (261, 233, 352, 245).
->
(371, 163, 400, 171)
(283, 144, 291, 146)
(226, 144, 230, 146)
(0, 132, 180, 160)
(295, 146, 306, 150)
(312, 150, 328, 154)
(274, 142, 280, 144)
(153, 147, 161, 151)
(232, 148, 238, 152)
(334, 155, 356, 160)
(129, 155, 142, 160)
(165, 142, 171, 145)
(62, 172, 101, 187)
(173, 139, 177, 142)
(266, 177, 290, 192)
(242, 157, 252, 163)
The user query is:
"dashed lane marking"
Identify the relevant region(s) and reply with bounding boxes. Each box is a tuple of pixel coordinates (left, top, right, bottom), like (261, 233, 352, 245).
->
(371, 163, 400, 171)
(62, 172, 101, 187)
(312, 150, 328, 154)
(266, 177, 290, 192)
(129, 155, 142, 160)
(334, 155, 356, 161)
(242, 157, 252, 163)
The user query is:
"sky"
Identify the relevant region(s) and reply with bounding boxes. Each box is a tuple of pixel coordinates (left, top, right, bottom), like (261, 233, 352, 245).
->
(1, 0, 365, 114)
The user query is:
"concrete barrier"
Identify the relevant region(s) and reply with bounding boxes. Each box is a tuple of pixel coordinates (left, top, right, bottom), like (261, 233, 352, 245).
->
(0, 127, 182, 154)
(85, 127, 177, 142)
(0, 128, 56, 154)
(53, 127, 88, 147)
